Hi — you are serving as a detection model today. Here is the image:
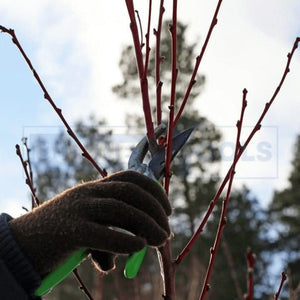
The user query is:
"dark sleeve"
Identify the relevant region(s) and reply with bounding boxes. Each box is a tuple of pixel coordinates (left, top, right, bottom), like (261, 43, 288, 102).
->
(0, 213, 42, 300)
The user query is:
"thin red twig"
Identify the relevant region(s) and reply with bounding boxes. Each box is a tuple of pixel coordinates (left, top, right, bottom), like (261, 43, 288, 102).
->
(199, 89, 247, 300)
(274, 272, 287, 300)
(134, 10, 144, 48)
(125, 1, 144, 75)
(164, 0, 178, 196)
(73, 268, 94, 300)
(22, 138, 37, 209)
(176, 37, 300, 265)
(15, 144, 40, 207)
(0, 26, 107, 178)
(174, 0, 223, 126)
(154, 0, 165, 126)
(143, 0, 152, 78)
(245, 249, 256, 300)
(157, 3, 179, 299)
(157, 240, 176, 299)
(124, 1, 156, 152)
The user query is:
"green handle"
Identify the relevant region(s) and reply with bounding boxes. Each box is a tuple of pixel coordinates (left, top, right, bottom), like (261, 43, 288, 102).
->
(124, 247, 147, 279)
(35, 248, 88, 296)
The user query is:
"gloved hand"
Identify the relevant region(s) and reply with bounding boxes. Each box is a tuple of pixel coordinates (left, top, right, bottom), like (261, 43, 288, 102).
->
(8, 170, 172, 277)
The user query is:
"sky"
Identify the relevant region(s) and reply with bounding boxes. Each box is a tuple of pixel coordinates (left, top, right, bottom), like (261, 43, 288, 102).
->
(0, 0, 300, 223)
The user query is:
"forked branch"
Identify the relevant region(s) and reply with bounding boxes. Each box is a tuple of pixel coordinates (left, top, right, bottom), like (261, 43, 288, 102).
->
(15, 144, 40, 207)
(176, 37, 300, 265)
(199, 89, 247, 300)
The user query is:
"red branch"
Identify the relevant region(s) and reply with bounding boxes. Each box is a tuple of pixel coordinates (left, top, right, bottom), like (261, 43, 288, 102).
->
(73, 268, 94, 300)
(157, 240, 176, 299)
(274, 272, 287, 300)
(135, 10, 144, 48)
(164, 0, 178, 196)
(245, 249, 256, 300)
(0, 26, 107, 178)
(22, 138, 38, 209)
(143, 0, 152, 79)
(176, 37, 300, 265)
(174, 0, 223, 126)
(125, 1, 156, 152)
(154, 0, 165, 126)
(15, 144, 40, 207)
(157, 3, 178, 299)
(199, 89, 247, 300)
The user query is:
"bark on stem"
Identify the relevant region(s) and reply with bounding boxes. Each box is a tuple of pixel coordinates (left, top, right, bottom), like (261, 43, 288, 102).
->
(154, 0, 165, 126)
(157, 3, 178, 299)
(157, 240, 176, 299)
(125, 1, 156, 151)
(164, 0, 178, 195)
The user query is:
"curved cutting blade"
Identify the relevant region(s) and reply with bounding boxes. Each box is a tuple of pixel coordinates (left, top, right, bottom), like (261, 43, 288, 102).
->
(149, 127, 194, 179)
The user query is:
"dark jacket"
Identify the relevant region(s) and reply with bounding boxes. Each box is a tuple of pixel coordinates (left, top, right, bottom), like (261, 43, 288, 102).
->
(0, 213, 42, 300)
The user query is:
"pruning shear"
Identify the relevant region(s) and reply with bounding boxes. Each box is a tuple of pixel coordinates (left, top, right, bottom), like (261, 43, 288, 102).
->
(124, 124, 193, 278)
(35, 124, 193, 296)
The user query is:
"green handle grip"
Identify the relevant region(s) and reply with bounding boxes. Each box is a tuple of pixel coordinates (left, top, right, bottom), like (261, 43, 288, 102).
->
(124, 247, 147, 279)
(35, 248, 88, 296)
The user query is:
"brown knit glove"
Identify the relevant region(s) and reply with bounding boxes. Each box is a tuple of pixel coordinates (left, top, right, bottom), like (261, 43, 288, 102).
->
(8, 170, 171, 276)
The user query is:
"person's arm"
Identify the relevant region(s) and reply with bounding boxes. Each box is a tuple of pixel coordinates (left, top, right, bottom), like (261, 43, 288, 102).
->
(0, 213, 41, 300)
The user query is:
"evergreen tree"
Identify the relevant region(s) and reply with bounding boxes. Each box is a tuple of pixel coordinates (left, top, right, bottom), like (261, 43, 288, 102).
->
(269, 135, 300, 295)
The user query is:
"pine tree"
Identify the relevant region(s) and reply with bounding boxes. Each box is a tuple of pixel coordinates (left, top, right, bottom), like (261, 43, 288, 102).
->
(269, 135, 300, 294)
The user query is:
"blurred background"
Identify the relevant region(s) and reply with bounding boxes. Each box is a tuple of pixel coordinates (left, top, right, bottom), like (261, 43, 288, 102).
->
(0, 1, 299, 299)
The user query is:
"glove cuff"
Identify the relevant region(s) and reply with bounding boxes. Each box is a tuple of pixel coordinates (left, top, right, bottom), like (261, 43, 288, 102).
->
(0, 213, 42, 298)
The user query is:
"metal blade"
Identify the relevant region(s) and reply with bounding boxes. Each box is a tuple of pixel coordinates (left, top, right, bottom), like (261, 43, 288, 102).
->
(149, 127, 194, 179)
(128, 123, 167, 171)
